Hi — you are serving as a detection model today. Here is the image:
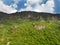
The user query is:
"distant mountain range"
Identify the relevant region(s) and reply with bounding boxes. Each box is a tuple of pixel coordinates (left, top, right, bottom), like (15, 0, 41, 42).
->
(0, 11, 60, 20)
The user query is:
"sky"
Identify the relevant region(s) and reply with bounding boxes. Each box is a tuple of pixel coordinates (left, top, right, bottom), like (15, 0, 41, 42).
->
(0, 0, 60, 14)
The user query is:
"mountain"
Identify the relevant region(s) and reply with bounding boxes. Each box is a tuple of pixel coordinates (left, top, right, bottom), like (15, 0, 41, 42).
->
(0, 11, 60, 20)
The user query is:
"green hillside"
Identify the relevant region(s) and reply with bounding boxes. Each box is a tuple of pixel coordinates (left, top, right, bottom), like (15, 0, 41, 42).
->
(0, 17, 60, 45)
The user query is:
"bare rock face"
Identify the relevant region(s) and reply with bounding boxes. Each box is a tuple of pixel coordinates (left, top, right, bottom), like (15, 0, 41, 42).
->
(0, 24, 4, 28)
(11, 25, 19, 30)
(34, 25, 45, 30)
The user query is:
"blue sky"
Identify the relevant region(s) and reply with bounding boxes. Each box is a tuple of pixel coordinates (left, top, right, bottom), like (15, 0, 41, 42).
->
(54, 0, 60, 13)
(0, 0, 60, 14)
(3, 0, 27, 10)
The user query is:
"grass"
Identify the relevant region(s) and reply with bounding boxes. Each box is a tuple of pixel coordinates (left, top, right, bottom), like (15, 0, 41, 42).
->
(0, 18, 60, 45)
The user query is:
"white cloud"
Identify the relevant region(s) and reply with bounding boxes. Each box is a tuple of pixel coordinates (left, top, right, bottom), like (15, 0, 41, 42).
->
(11, 0, 21, 8)
(19, 0, 54, 13)
(0, 0, 55, 14)
(20, 5, 33, 12)
(0, 0, 17, 14)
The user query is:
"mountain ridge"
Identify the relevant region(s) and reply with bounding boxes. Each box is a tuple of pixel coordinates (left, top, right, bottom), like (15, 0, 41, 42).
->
(0, 11, 60, 14)
(0, 11, 60, 20)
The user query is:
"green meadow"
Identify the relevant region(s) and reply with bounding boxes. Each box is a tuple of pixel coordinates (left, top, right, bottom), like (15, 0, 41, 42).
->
(0, 18, 60, 45)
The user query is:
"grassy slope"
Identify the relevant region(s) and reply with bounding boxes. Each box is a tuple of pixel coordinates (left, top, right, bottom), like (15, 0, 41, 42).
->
(0, 18, 60, 45)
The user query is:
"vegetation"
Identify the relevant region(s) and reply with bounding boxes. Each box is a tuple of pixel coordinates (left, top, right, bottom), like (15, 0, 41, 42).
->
(0, 17, 60, 45)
